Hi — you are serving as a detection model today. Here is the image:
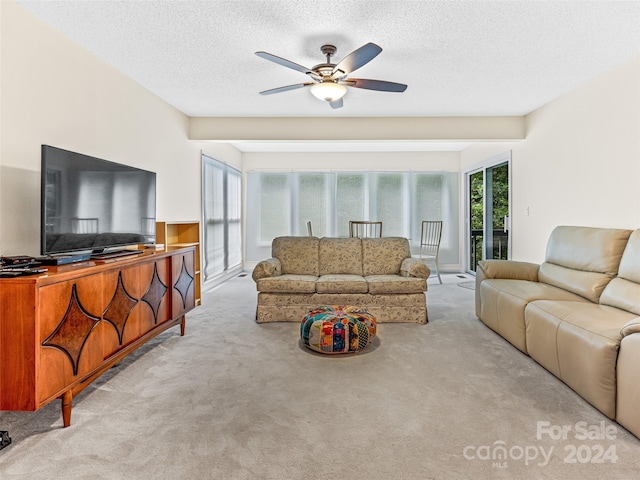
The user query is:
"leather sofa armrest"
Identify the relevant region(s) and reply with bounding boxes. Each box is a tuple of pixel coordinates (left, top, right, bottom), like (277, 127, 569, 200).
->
(616, 333, 640, 438)
(400, 258, 431, 279)
(621, 318, 640, 337)
(477, 259, 540, 282)
(252, 258, 282, 282)
(475, 259, 540, 318)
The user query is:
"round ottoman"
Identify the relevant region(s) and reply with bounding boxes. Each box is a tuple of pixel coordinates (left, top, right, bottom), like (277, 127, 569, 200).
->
(300, 305, 377, 354)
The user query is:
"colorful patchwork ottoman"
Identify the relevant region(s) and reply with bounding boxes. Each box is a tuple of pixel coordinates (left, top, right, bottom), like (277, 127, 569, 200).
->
(300, 305, 377, 354)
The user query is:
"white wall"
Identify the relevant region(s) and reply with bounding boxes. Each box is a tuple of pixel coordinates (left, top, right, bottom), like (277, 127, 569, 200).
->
(199, 143, 243, 172)
(462, 54, 640, 263)
(0, 2, 237, 256)
(243, 151, 459, 172)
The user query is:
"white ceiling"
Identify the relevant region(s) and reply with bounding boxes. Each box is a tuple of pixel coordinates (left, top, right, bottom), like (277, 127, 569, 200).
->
(18, 0, 640, 117)
(16, 1, 640, 152)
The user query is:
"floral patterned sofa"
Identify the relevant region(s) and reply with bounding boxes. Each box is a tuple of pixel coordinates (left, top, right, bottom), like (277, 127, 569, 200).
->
(252, 236, 430, 323)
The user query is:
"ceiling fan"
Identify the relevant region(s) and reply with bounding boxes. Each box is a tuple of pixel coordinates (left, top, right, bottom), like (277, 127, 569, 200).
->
(255, 42, 407, 109)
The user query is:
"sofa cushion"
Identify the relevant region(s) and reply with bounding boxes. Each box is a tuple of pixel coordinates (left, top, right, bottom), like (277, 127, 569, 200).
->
(479, 279, 589, 353)
(600, 230, 640, 315)
(272, 236, 320, 276)
(538, 263, 617, 304)
(316, 274, 368, 294)
(318, 237, 363, 275)
(362, 237, 411, 276)
(544, 226, 632, 274)
(538, 226, 632, 302)
(617, 229, 640, 282)
(255, 274, 318, 293)
(366, 275, 426, 294)
(525, 300, 637, 418)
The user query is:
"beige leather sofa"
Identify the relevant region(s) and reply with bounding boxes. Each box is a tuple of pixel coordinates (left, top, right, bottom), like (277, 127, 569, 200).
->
(476, 226, 640, 438)
(252, 236, 430, 324)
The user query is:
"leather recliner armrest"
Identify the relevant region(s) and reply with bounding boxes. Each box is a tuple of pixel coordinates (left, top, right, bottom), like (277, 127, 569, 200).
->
(621, 318, 640, 337)
(477, 259, 540, 282)
(475, 259, 540, 318)
(252, 258, 282, 281)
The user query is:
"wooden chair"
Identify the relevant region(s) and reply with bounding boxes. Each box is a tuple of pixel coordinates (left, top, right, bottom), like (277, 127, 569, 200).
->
(419, 220, 443, 284)
(349, 221, 382, 238)
(71, 217, 99, 234)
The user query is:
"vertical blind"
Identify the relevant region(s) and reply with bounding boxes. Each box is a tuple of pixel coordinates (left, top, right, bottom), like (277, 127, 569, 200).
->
(246, 171, 459, 265)
(202, 154, 242, 285)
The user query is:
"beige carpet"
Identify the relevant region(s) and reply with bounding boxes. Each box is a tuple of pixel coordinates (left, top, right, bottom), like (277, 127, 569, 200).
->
(1, 273, 639, 479)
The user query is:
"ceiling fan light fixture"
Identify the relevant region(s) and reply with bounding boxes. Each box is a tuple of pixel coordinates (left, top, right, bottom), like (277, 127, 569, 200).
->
(310, 81, 347, 102)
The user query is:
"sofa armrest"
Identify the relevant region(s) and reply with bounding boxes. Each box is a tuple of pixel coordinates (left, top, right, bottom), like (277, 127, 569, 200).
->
(477, 259, 540, 283)
(252, 258, 282, 282)
(616, 332, 640, 438)
(475, 259, 540, 318)
(400, 258, 431, 279)
(621, 318, 640, 337)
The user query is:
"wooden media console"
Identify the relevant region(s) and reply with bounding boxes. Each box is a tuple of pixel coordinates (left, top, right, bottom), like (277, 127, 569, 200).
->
(0, 247, 197, 427)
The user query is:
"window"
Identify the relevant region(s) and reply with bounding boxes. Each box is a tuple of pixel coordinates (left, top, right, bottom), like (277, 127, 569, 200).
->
(336, 174, 366, 237)
(297, 174, 329, 237)
(202, 154, 242, 288)
(258, 174, 289, 243)
(246, 171, 459, 267)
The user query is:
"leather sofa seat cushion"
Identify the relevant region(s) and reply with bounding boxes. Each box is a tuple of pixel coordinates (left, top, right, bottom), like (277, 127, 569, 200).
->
(256, 274, 318, 294)
(479, 279, 589, 353)
(362, 237, 411, 276)
(525, 300, 637, 418)
(272, 236, 320, 276)
(316, 275, 368, 294)
(319, 237, 363, 275)
(366, 275, 426, 294)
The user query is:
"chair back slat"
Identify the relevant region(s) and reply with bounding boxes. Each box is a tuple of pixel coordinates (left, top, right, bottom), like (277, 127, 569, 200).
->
(420, 220, 442, 257)
(349, 221, 382, 238)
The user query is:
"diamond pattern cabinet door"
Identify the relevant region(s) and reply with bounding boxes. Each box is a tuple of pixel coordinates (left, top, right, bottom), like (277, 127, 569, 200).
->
(140, 258, 171, 327)
(37, 275, 106, 405)
(171, 249, 196, 319)
(101, 266, 141, 355)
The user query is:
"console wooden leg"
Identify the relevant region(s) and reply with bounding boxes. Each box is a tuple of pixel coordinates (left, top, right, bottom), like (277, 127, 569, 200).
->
(61, 390, 73, 428)
(180, 315, 186, 336)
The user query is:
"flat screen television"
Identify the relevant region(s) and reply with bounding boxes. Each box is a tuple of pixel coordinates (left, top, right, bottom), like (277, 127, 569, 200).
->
(41, 145, 156, 256)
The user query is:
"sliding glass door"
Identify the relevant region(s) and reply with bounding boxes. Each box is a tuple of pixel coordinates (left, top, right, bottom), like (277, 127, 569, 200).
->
(202, 154, 242, 288)
(466, 152, 511, 273)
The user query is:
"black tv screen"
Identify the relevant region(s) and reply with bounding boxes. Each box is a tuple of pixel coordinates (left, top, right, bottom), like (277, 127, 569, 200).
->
(41, 145, 156, 256)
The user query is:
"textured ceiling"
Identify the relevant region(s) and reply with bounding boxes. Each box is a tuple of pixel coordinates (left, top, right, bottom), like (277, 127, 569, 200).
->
(17, 0, 640, 120)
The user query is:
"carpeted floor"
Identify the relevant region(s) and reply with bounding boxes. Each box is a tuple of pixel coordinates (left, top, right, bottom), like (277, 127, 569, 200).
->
(1, 273, 639, 479)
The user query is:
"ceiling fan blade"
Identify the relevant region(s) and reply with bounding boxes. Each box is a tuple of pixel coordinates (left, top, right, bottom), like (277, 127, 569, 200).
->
(332, 42, 382, 77)
(255, 51, 312, 74)
(329, 98, 344, 109)
(259, 83, 313, 95)
(344, 78, 407, 92)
